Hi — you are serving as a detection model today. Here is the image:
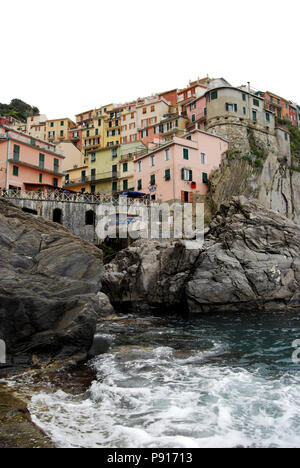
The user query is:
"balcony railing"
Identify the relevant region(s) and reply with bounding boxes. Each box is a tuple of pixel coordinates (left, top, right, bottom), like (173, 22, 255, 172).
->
(65, 170, 119, 187)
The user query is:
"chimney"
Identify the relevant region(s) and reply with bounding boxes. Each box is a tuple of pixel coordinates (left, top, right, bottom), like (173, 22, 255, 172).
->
(248, 82, 251, 92)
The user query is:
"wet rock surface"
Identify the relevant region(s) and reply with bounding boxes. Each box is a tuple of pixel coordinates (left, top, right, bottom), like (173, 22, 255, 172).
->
(0, 199, 106, 366)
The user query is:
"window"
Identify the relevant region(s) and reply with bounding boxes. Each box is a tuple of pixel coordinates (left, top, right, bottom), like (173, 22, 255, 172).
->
(123, 162, 128, 173)
(192, 114, 196, 122)
(39, 173, 43, 183)
(200, 153, 206, 164)
(150, 155, 155, 167)
(91, 168, 96, 180)
(137, 179, 142, 190)
(285, 133, 288, 141)
(50, 122, 54, 127)
(112, 165, 118, 176)
(87, 130, 90, 137)
(91, 152, 96, 162)
(138, 161, 142, 172)
(13, 165, 19, 177)
(60, 121, 64, 126)
(270, 96, 273, 103)
(242, 94, 246, 101)
(183, 148, 189, 160)
(13, 144, 20, 161)
(277, 99, 280, 105)
(53, 178, 58, 187)
(150, 174, 156, 186)
(112, 181, 118, 192)
(95, 129, 98, 136)
(253, 99, 260, 107)
(165, 149, 170, 161)
(266, 112, 270, 122)
(182, 168, 192, 181)
(65, 174, 70, 185)
(112, 148, 118, 158)
(98, 119, 102, 126)
(202, 172, 208, 184)
(151, 105, 155, 112)
(165, 169, 171, 181)
(81, 170, 86, 182)
(252, 110, 257, 121)
(123, 180, 128, 191)
(211, 90, 218, 100)
(143, 107, 147, 114)
(60, 130, 64, 137)
(226, 103, 237, 112)
(39, 153, 45, 169)
(54, 158, 59, 173)
(186, 136, 192, 141)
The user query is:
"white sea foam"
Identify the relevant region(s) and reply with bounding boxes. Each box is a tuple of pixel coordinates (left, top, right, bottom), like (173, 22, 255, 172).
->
(28, 345, 300, 448)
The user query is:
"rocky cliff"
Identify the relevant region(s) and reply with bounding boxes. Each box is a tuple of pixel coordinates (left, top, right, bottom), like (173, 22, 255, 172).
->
(205, 119, 300, 225)
(103, 197, 300, 314)
(0, 199, 107, 367)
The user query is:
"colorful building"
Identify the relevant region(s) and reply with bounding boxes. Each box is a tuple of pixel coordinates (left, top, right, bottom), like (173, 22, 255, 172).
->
(134, 129, 228, 203)
(119, 142, 147, 193)
(185, 96, 207, 131)
(68, 125, 84, 152)
(63, 165, 90, 193)
(258, 91, 290, 122)
(45, 118, 76, 143)
(0, 125, 64, 191)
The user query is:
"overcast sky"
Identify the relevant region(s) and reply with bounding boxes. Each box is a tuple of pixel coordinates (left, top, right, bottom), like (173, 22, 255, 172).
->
(1, 0, 299, 120)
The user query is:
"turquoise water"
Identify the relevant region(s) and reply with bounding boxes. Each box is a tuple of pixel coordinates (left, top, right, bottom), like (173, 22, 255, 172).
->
(29, 311, 300, 448)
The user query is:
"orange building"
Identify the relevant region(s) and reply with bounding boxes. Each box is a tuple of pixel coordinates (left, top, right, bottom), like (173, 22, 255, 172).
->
(0, 125, 64, 191)
(260, 91, 290, 121)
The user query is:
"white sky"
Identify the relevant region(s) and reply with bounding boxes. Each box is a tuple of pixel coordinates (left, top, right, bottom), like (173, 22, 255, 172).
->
(1, 0, 299, 120)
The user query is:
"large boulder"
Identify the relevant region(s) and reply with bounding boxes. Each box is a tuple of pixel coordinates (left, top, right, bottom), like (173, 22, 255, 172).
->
(103, 239, 199, 313)
(0, 199, 106, 366)
(103, 197, 300, 314)
(187, 196, 300, 313)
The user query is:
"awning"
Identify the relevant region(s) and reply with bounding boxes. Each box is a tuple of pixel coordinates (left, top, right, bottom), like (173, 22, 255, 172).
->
(121, 191, 147, 198)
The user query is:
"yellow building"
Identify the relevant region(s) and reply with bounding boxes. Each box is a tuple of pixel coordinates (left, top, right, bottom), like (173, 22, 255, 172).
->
(103, 106, 122, 148)
(82, 104, 114, 157)
(87, 145, 121, 194)
(63, 165, 90, 193)
(45, 118, 76, 143)
(158, 115, 188, 141)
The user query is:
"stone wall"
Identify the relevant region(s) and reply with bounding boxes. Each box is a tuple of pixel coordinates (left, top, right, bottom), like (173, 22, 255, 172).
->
(9, 199, 98, 244)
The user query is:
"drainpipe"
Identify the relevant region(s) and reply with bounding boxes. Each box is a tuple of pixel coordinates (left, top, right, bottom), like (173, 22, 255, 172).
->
(5, 136, 10, 191)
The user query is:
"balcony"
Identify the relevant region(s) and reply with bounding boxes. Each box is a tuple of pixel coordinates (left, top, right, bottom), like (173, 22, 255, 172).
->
(8, 158, 64, 176)
(65, 170, 119, 187)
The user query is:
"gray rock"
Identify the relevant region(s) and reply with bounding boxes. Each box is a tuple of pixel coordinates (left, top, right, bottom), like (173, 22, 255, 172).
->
(0, 199, 107, 366)
(103, 197, 300, 314)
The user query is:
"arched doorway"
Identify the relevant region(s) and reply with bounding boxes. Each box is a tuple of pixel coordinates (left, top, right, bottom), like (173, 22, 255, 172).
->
(53, 208, 62, 224)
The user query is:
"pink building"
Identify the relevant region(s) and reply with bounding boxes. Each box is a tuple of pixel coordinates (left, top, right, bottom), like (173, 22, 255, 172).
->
(0, 125, 64, 191)
(185, 96, 207, 131)
(134, 130, 228, 202)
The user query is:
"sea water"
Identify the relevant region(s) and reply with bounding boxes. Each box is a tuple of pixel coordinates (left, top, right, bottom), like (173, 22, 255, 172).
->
(29, 311, 300, 448)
